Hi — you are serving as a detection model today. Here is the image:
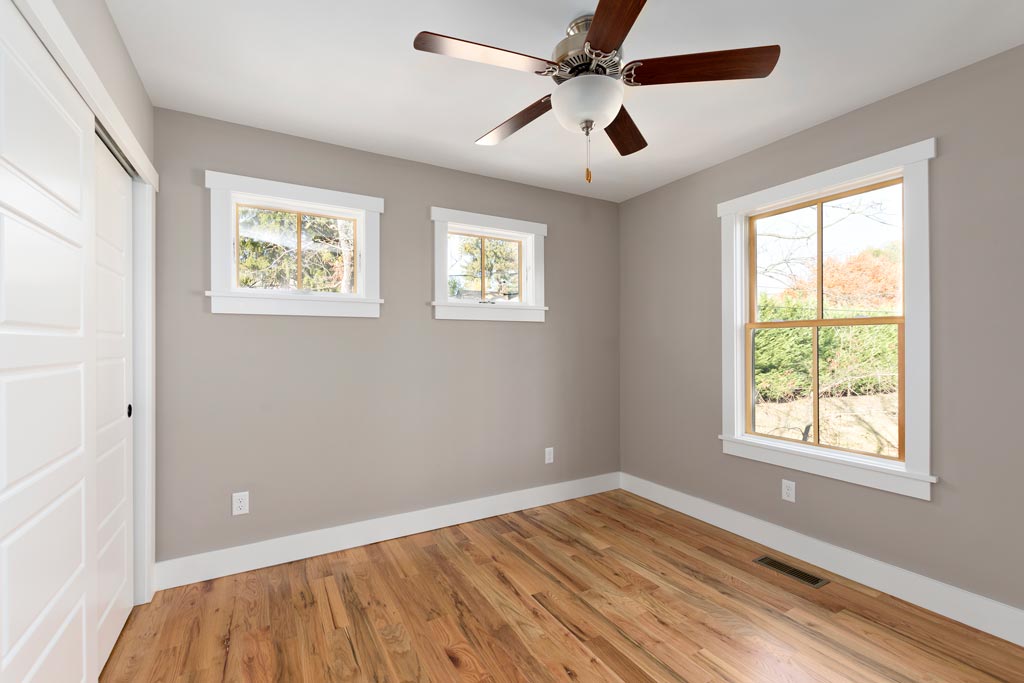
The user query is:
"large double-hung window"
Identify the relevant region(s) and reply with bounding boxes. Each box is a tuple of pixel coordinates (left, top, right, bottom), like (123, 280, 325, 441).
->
(719, 141, 937, 499)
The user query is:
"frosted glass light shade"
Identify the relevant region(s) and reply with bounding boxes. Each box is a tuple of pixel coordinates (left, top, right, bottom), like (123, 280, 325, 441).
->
(550, 74, 624, 132)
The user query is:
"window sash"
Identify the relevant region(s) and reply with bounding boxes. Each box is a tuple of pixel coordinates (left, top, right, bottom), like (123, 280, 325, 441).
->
(235, 203, 359, 293)
(745, 178, 905, 460)
(447, 230, 523, 303)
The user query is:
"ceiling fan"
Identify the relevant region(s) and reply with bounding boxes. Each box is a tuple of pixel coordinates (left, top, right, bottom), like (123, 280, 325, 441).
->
(413, 0, 780, 182)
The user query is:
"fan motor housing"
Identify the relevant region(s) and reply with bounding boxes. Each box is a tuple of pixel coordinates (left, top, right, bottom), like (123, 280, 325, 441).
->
(550, 15, 622, 84)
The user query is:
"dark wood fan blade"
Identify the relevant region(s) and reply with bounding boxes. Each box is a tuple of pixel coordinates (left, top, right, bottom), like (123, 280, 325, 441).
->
(623, 45, 781, 86)
(604, 106, 647, 156)
(414, 32, 556, 74)
(585, 0, 648, 53)
(476, 96, 552, 145)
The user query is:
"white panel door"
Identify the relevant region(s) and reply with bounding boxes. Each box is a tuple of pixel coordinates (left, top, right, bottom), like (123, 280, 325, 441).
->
(93, 140, 132, 669)
(0, 0, 97, 682)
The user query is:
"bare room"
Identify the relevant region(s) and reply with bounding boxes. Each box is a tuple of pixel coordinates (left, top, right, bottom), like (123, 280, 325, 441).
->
(2, 0, 1023, 681)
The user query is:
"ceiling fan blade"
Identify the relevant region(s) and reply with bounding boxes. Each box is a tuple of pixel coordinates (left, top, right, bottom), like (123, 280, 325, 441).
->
(476, 95, 553, 145)
(605, 106, 647, 156)
(414, 31, 556, 75)
(623, 45, 781, 86)
(585, 0, 648, 54)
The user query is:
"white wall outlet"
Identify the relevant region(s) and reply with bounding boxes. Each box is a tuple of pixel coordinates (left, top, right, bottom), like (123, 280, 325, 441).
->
(232, 491, 249, 516)
(781, 479, 796, 503)
(544, 447, 554, 464)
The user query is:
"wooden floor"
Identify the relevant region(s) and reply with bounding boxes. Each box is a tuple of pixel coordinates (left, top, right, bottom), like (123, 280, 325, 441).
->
(102, 491, 1024, 682)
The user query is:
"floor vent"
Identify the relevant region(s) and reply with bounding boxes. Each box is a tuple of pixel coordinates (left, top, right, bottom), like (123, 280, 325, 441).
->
(754, 556, 830, 588)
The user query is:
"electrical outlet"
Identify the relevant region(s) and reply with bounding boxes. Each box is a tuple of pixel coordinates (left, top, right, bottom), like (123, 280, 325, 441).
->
(781, 479, 796, 503)
(544, 447, 554, 464)
(232, 491, 249, 516)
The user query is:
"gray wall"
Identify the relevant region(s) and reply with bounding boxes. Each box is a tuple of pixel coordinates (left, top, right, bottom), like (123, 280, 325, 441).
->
(154, 109, 620, 561)
(619, 45, 1024, 608)
(54, 0, 154, 159)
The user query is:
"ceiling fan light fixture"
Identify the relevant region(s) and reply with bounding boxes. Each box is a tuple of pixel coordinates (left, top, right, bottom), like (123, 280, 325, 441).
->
(550, 73, 623, 133)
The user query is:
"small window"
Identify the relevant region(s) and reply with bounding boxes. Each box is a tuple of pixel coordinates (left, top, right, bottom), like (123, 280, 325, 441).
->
(431, 207, 546, 322)
(446, 232, 521, 303)
(206, 172, 383, 317)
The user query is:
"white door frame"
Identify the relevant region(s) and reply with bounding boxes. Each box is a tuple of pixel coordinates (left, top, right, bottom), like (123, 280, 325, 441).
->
(14, 0, 160, 604)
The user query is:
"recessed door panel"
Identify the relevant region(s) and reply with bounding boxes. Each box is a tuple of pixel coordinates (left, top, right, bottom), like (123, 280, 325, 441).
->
(93, 138, 133, 668)
(0, 214, 83, 331)
(0, 2, 99, 681)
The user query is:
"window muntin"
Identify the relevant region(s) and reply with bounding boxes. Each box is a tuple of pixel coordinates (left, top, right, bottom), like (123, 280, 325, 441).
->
(747, 179, 904, 460)
(236, 204, 358, 294)
(446, 230, 522, 303)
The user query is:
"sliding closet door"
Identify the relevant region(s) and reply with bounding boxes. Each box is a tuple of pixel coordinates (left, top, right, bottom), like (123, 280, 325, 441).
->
(0, 1, 98, 681)
(94, 139, 133, 668)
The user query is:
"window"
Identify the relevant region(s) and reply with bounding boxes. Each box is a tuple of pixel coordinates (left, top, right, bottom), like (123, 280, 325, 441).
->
(431, 207, 546, 322)
(205, 172, 382, 317)
(719, 140, 936, 499)
(749, 179, 903, 459)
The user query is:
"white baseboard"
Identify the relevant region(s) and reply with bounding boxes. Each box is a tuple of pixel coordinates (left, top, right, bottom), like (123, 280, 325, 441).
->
(153, 470, 1023, 648)
(153, 472, 621, 591)
(620, 473, 1024, 648)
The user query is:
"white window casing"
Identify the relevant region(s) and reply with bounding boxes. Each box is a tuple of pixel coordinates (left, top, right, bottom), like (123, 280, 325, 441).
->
(431, 207, 547, 322)
(718, 139, 937, 499)
(205, 171, 383, 317)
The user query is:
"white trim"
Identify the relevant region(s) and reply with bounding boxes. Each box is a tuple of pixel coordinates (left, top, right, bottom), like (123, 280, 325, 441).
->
(205, 171, 383, 318)
(12, 0, 159, 190)
(153, 472, 621, 590)
(205, 291, 383, 318)
(131, 181, 156, 604)
(151, 471, 1024, 647)
(721, 436, 934, 499)
(717, 139, 935, 217)
(620, 474, 1024, 648)
(432, 207, 547, 322)
(431, 206, 547, 236)
(206, 171, 384, 214)
(432, 303, 547, 323)
(719, 140, 936, 498)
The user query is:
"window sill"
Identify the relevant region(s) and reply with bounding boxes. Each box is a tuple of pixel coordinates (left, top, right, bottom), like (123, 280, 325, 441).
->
(431, 301, 547, 322)
(206, 290, 382, 318)
(720, 434, 937, 500)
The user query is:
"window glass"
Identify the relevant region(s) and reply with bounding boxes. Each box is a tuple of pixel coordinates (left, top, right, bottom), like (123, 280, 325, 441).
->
(447, 233, 482, 300)
(301, 213, 357, 293)
(484, 237, 521, 302)
(753, 206, 817, 321)
(746, 180, 904, 460)
(818, 324, 900, 457)
(751, 326, 814, 442)
(447, 232, 523, 302)
(237, 206, 298, 289)
(822, 184, 903, 318)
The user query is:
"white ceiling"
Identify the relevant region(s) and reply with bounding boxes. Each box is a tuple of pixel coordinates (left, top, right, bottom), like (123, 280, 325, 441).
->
(107, 0, 1024, 202)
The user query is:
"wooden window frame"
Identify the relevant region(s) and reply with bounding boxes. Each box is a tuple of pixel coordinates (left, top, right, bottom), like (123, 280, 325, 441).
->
(717, 140, 936, 500)
(446, 230, 523, 303)
(235, 203, 359, 294)
(745, 178, 905, 460)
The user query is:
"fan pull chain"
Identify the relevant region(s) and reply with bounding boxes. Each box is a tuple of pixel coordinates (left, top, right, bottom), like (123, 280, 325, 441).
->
(585, 127, 592, 183)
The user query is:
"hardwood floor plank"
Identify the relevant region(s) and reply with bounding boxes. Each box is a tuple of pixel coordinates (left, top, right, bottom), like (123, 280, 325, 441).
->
(102, 492, 1024, 683)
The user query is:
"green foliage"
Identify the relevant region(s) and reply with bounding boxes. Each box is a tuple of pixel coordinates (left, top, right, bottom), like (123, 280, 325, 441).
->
(300, 214, 355, 293)
(457, 237, 520, 300)
(237, 207, 355, 293)
(238, 208, 297, 289)
(753, 294, 899, 403)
